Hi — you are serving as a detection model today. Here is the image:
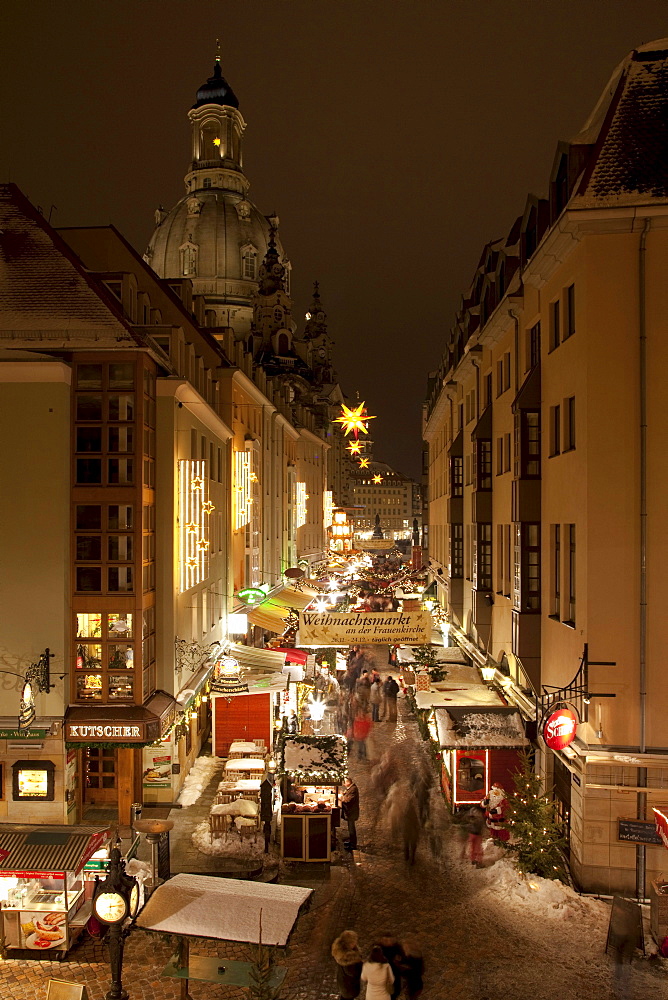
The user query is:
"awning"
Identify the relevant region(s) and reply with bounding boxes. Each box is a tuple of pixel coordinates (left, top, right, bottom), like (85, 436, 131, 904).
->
(64, 690, 177, 745)
(247, 586, 317, 634)
(435, 706, 529, 749)
(226, 643, 291, 672)
(135, 873, 312, 946)
(177, 661, 215, 708)
(0, 825, 109, 877)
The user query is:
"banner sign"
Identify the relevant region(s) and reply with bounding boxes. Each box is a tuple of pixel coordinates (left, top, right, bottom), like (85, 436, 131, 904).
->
(653, 808, 668, 849)
(0, 729, 49, 740)
(359, 539, 394, 551)
(298, 610, 431, 645)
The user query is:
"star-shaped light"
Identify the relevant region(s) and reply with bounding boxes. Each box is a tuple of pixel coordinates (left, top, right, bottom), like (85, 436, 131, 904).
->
(334, 402, 376, 438)
(191, 476, 203, 490)
(213, 137, 221, 147)
(196, 539, 210, 551)
(347, 441, 362, 455)
(373, 474, 383, 484)
(186, 522, 198, 534)
(202, 501, 215, 514)
(359, 458, 370, 469)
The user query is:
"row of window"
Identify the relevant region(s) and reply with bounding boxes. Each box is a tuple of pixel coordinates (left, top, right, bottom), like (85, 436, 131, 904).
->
(549, 284, 576, 352)
(549, 397, 576, 456)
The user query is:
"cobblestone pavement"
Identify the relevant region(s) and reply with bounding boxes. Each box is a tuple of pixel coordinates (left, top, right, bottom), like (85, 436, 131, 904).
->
(2, 645, 667, 999)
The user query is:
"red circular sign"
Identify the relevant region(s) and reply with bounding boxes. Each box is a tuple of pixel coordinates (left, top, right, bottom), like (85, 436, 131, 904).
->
(543, 707, 577, 751)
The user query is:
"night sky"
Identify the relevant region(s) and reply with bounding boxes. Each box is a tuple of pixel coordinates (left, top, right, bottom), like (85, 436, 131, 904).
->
(3, 2, 667, 478)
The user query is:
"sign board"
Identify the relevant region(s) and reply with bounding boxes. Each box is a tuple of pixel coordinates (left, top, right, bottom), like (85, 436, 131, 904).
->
(0, 728, 49, 740)
(605, 896, 644, 958)
(359, 539, 394, 551)
(236, 587, 267, 607)
(298, 610, 431, 646)
(143, 752, 172, 788)
(66, 723, 149, 742)
(618, 818, 663, 846)
(542, 706, 577, 751)
(46, 981, 89, 1000)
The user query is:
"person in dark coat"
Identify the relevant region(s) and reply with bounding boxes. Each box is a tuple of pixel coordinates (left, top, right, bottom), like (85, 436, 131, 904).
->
(341, 776, 360, 850)
(399, 937, 424, 999)
(377, 933, 403, 1000)
(331, 929, 363, 1000)
(383, 676, 400, 723)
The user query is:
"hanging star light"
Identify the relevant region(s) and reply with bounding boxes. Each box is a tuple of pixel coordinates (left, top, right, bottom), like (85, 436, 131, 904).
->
(359, 457, 370, 469)
(373, 474, 383, 484)
(347, 441, 362, 455)
(335, 402, 376, 438)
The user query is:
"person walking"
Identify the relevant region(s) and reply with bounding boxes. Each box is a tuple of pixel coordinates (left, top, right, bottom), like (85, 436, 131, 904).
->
(460, 804, 486, 866)
(356, 670, 371, 711)
(361, 945, 394, 1000)
(401, 794, 421, 866)
(331, 930, 363, 1000)
(377, 933, 403, 1000)
(383, 675, 400, 723)
(369, 677, 382, 722)
(341, 776, 360, 850)
(352, 707, 372, 760)
(399, 937, 424, 1000)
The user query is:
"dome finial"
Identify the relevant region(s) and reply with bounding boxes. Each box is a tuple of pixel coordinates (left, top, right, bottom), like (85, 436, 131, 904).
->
(215, 37, 221, 64)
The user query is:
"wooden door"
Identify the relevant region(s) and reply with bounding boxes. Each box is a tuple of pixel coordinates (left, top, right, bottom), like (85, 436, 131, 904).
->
(214, 693, 270, 756)
(84, 747, 117, 803)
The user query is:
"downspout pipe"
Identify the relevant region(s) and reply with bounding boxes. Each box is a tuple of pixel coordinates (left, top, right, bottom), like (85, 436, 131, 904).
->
(509, 309, 520, 394)
(637, 217, 650, 901)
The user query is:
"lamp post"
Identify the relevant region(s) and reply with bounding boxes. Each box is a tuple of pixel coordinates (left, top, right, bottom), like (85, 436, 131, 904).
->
(92, 847, 139, 1000)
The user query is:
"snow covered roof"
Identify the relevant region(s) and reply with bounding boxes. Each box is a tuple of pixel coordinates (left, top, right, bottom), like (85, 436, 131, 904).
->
(135, 873, 312, 945)
(278, 734, 348, 782)
(574, 42, 668, 206)
(435, 706, 528, 749)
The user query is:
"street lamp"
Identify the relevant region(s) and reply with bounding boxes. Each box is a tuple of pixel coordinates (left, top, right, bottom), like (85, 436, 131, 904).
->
(92, 847, 139, 1000)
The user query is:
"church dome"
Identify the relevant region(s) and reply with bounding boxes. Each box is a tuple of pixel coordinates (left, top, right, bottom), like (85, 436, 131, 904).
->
(193, 60, 239, 109)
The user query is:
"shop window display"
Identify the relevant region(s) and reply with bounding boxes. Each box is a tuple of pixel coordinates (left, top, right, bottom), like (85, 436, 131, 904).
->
(76, 674, 102, 701)
(12, 760, 55, 801)
(108, 675, 133, 700)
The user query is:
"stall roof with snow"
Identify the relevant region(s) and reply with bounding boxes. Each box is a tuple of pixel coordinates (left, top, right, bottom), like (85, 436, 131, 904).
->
(278, 734, 348, 783)
(135, 873, 312, 946)
(435, 706, 529, 749)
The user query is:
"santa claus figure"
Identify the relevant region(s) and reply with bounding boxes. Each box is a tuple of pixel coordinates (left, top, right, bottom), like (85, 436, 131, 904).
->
(481, 782, 510, 842)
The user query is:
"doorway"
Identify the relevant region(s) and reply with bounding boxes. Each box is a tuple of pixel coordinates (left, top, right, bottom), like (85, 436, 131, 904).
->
(84, 747, 117, 805)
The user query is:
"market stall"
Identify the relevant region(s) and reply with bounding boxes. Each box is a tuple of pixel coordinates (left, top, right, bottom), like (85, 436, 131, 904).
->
(135, 873, 312, 993)
(434, 705, 529, 806)
(277, 735, 347, 861)
(0, 824, 109, 955)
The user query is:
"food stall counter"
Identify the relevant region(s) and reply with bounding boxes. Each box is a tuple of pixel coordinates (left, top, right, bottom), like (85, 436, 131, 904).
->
(0, 824, 108, 955)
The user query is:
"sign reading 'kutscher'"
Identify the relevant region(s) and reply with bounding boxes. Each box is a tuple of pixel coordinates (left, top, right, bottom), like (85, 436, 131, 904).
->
(299, 610, 431, 645)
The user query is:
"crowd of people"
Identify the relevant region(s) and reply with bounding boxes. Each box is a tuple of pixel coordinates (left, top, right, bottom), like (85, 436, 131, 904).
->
(332, 930, 424, 1000)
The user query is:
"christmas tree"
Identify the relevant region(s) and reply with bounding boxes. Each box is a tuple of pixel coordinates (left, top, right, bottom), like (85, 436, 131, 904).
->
(412, 644, 448, 682)
(505, 750, 568, 880)
(248, 912, 281, 1000)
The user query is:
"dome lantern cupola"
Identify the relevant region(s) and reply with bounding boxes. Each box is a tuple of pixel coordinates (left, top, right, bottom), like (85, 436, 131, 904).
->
(186, 49, 247, 195)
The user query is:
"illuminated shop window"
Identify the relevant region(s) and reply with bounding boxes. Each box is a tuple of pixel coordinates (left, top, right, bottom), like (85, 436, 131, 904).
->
(109, 613, 133, 638)
(109, 675, 134, 700)
(12, 761, 55, 801)
(77, 613, 102, 638)
(108, 644, 133, 670)
(76, 674, 103, 701)
(76, 644, 102, 670)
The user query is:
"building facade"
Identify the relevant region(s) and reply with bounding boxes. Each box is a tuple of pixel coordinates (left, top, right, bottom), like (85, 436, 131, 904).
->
(423, 40, 668, 895)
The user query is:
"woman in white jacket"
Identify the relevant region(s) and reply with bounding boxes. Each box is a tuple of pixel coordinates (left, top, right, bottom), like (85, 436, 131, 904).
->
(361, 945, 394, 999)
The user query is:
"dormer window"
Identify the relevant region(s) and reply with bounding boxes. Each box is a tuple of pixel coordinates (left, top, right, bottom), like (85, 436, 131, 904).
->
(180, 243, 198, 277)
(241, 246, 257, 280)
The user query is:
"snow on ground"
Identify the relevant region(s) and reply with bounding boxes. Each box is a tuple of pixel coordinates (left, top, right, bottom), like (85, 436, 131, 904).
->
(176, 754, 224, 806)
(193, 819, 269, 859)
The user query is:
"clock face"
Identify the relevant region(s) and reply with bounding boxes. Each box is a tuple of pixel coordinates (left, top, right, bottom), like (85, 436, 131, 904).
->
(94, 891, 128, 924)
(129, 884, 139, 917)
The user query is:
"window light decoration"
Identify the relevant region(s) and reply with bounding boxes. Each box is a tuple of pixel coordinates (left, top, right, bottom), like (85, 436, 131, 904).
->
(235, 450, 253, 529)
(179, 459, 213, 593)
(295, 482, 308, 528)
(323, 490, 333, 529)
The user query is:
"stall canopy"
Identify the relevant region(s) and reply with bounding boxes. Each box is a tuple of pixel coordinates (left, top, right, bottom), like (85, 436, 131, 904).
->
(0, 825, 109, 877)
(435, 706, 529, 749)
(247, 586, 317, 634)
(278, 735, 348, 783)
(135, 873, 312, 946)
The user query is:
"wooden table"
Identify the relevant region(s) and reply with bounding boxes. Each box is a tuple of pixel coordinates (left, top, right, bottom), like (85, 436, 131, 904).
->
(224, 758, 266, 774)
(217, 778, 262, 794)
(229, 741, 265, 755)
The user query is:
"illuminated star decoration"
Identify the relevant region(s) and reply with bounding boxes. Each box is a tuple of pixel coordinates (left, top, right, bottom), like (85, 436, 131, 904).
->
(335, 402, 376, 438)
(347, 441, 362, 455)
(373, 474, 383, 484)
(359, 458, 370, 469)
(213, 137, 221, 147)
